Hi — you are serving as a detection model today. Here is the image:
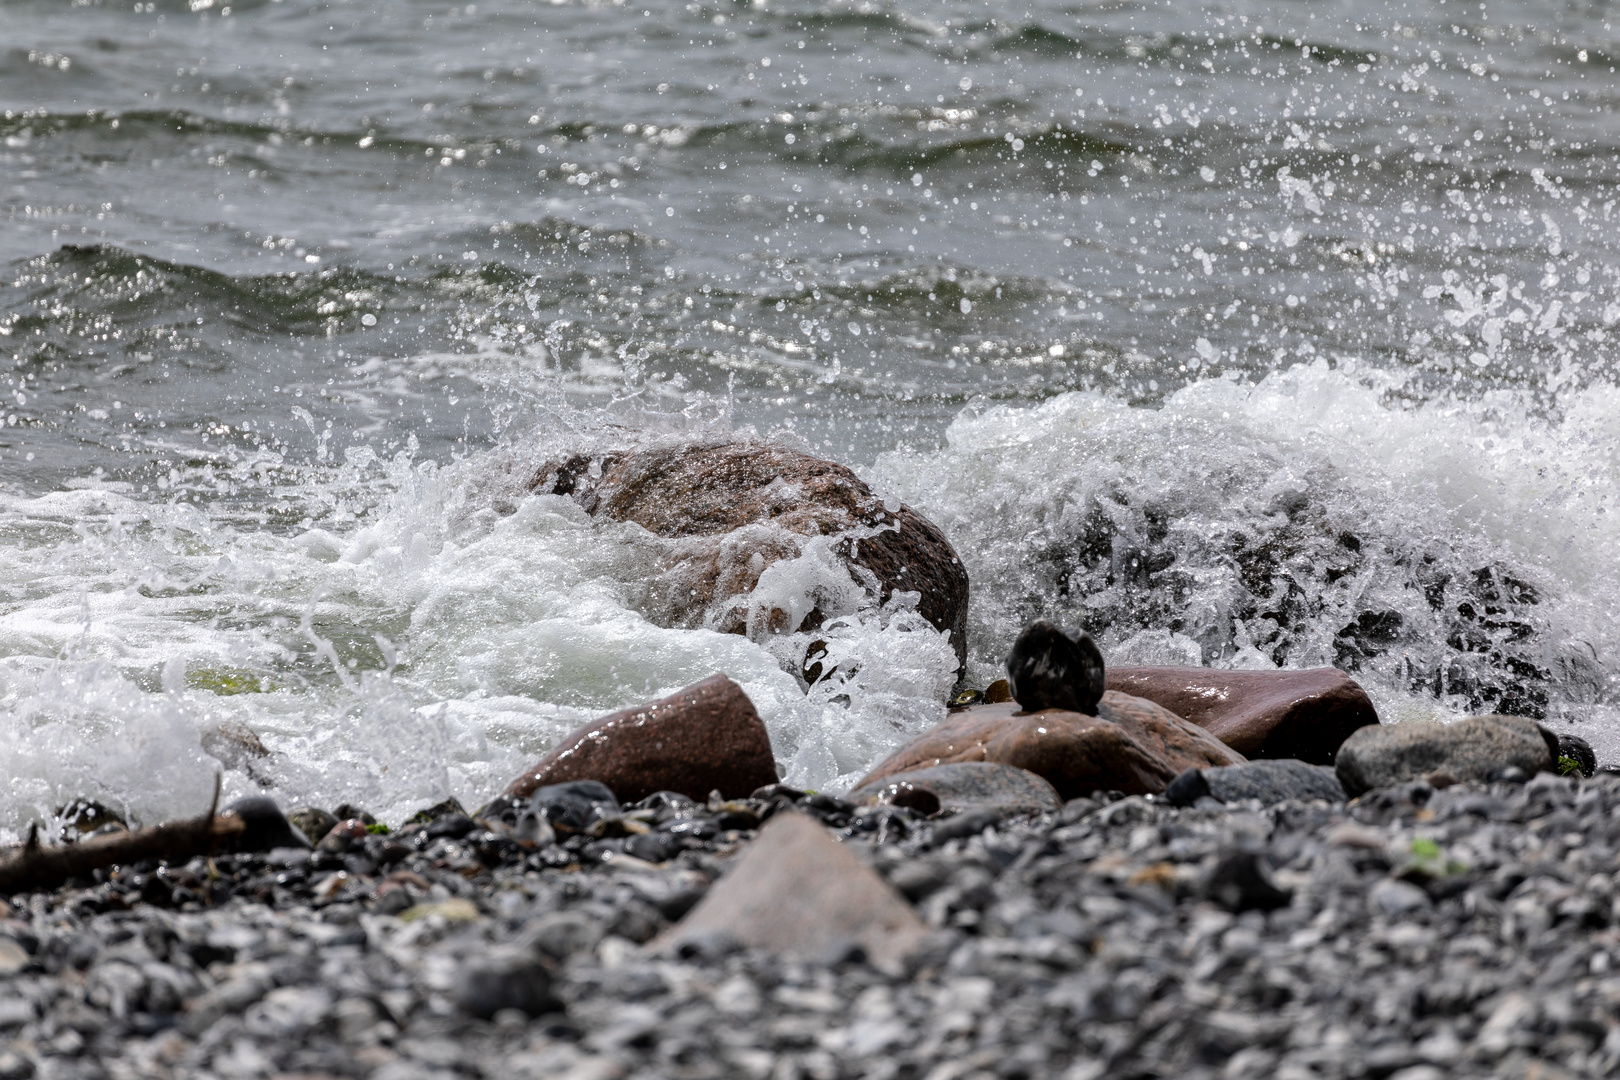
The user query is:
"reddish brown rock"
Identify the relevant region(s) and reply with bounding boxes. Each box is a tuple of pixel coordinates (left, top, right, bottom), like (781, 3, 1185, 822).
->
(531, 440, 970, 672)
(1105, 666, 1379, 764)
(502, 675, 779, 805)
(854, 691, 1244, 800)
(655, 809, 928, 973)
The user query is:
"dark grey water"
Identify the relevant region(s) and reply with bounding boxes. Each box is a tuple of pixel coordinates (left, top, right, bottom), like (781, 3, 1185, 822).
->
(3, 0, 1620, 827)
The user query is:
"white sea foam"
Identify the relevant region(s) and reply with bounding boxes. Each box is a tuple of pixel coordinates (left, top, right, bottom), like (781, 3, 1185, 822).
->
(3, 361, 1617, 838)
(871, 360, 1620, 760)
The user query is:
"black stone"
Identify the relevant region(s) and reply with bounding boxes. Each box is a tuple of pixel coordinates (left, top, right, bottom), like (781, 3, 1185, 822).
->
(425, 813, 477, 840)
(1556, 733, 1597, 777)
(453, 952, 561, 1019)
(1004, 619, 1106, 715)
(530, 780, 621, 833)
(407, 798, 467, 825)
(1204, 850, 1292, 912)
(331, 804, 376, 825)
(222, 797, 312, 853)
(1163, 767, 1213, 807)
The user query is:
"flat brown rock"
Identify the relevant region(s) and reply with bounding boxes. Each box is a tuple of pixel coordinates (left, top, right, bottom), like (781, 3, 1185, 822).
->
(1106, 666, 1379, 764)
(855, 691, 1244, 800)
(655, 810, 928, 973)
(531, 440, 970, 672)
(502, 675, 779, 804)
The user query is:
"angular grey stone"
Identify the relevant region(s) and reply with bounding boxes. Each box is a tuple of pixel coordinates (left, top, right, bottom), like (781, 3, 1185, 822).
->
(1370, 878, 1431, 917)
(1334, 715, 1554, 797)
(655, 810, 927, 973)
(1163, 759, 1346, 807)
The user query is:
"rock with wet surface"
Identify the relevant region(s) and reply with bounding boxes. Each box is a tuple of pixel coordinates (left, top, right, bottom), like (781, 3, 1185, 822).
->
(855, 693, 1243, 799)
(1334, 714, 1556, 796)
(1004, 619, 1106, 715)
(1106, 665, 1379, 763)
(530, 439, 971, 671)
(503, 674, 780, 805)
(845, 761, 1062, 818)
(1164, 759, 1346, 807)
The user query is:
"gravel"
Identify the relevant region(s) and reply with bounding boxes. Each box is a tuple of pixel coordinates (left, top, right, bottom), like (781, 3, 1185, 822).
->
(2, 774, 1619, 1079)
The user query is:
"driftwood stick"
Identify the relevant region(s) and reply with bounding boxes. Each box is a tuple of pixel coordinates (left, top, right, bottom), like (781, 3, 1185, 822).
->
(0, 775, 245, 897)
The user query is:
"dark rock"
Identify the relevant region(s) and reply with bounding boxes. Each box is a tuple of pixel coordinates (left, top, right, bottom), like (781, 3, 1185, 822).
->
(655, 810, 928, 973)
(1163, 760, 1345, 807)
(220, 797, 311, 853)
(407, 798, 467, 825)
(1105, 666, 1379, 763)
(55, 800, 125, 835)
(929, 808, 1003, 843)
(1204, 850, 1292, 912)
(1005, 620, 1106, 714)
(526, 780, 622, 833)
(453, 949, 561, 1019)
(1554, 732, 1597, 778)
(287, 807, 339, 846)
(846, 761, 1062, 818)
(530, 439, 971, 671)
(855, 694, 1243, 800)
(332, 804, 377, 825)
(502, 675, 780, 804)
(316, 820, 370, 853)
(1335, 715, 1555, 797)
(426, 814, 477, 840)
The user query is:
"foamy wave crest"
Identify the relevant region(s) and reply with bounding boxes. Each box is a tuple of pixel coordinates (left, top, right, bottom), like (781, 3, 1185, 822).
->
(870, 361, 1620, 756)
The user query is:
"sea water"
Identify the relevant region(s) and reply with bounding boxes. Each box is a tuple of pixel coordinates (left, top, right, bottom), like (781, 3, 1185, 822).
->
(1, 0, 1617, 834)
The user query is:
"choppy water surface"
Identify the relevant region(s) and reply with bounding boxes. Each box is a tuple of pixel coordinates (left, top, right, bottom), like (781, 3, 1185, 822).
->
(2, 0, 1618, 831)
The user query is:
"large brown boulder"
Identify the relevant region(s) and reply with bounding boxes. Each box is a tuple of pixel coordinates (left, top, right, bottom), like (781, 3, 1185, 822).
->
(502, 675, 780, 804)
(854, 692, 1244, 800)
(531, 440, 970, 672)
(1105, 666, 1379, 764)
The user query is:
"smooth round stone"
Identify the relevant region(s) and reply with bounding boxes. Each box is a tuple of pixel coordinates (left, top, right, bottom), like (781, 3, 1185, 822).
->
(1005, 619, 1105, 715)
(846, 761, 1062, 817)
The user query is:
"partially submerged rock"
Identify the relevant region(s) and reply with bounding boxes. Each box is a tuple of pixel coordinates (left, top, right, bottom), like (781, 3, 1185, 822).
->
(1164, 759, 1346, 807)
(1105, 665, 1379, 763)
(531, 440, 971, 671)
(846, 761, 1061, 818)
(502, 674, 780, 805)
(655, 810, 928, 973)
(1334, 715, 1556, 797)
(855, 693, 1243, 800)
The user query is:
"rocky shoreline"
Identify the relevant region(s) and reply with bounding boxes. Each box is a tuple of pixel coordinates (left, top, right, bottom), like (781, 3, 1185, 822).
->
(3, 772, 1619, 1080)
(4, 442, 1617, 1079)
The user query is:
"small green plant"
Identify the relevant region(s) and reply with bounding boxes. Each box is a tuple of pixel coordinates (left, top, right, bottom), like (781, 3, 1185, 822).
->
(366, 822, 390, 835)
(1557, 755, 1582, 777)
(1407, 836, 1468, 877)
(1409, 837, 1441, 861)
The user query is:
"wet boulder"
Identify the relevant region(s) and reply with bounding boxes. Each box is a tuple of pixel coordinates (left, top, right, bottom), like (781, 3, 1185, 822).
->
(854, 693, 1243, 800)
(846, 761, 1062, 818)
(1334, 714, 1556, 797)
(1164, 759, 1346, 807)
(502, 674, 780, 805)
(1106, 665, 1379, 764)
(531, 439, 970, 672)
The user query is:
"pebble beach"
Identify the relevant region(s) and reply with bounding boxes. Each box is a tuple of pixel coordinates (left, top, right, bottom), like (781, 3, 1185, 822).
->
(4, 772, 1619, 1080)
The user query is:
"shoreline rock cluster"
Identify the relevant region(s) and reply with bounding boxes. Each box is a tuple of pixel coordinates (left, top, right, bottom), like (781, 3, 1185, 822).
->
(4, 438, 1616, 1079)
